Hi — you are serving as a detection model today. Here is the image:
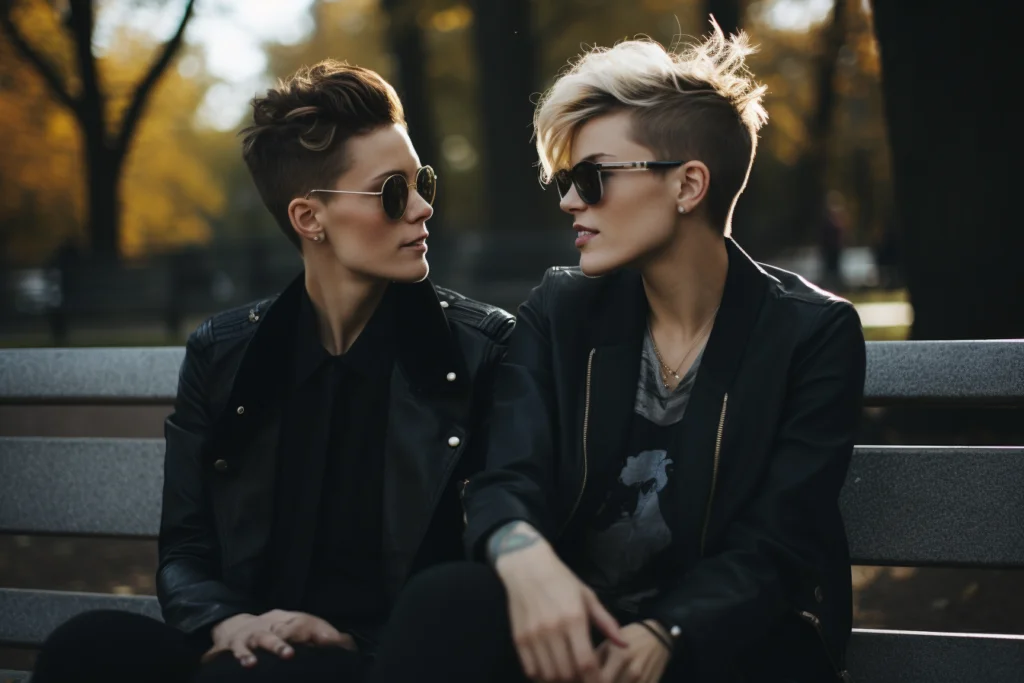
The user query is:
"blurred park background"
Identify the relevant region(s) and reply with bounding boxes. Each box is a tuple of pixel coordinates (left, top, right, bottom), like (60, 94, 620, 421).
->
(0, 0, 1021, 672)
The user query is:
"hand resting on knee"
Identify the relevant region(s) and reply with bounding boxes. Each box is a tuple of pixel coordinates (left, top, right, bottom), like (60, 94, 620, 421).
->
(204, 610, 356, 668)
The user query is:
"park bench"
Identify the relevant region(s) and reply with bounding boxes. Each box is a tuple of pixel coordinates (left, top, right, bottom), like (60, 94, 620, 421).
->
(1, 341, 1023, 682)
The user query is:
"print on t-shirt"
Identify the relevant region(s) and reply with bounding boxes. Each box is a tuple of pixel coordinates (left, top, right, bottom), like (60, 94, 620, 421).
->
(576, 329, 703, 615)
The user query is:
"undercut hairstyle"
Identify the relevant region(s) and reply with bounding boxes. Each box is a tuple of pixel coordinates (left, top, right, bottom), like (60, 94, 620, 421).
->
(240, 59, 406, 247)
(534, 19, 768, 235)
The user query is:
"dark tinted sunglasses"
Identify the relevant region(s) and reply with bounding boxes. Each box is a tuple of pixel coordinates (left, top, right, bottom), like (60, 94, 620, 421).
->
(306, 165, 437, 221)
(553, 160, 685, 205)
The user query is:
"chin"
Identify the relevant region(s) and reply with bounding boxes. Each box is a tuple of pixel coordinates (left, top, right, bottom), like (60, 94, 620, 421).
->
(579, 250, 625, 277)
(385, 258, 430, 284)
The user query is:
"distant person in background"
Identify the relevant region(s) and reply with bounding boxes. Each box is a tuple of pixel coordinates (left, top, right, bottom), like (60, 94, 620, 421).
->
(819, 190, 848, 291)
(370, 21, 865, 683)
(47, 237, 79, 345)
(32, 59, 512, 683)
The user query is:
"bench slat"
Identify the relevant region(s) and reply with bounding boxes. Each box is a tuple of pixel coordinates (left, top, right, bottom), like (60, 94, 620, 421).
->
(0, 438, 163, 537)
(864, 340, 1024, 405)
(1, 341, 1023, 405)
(0, 348, 182, 404)
(842, 446, 1024, 567)
(848, 628, 1024, 683)
(6, 438, 1024, 569)
(0, 588, 160, 648)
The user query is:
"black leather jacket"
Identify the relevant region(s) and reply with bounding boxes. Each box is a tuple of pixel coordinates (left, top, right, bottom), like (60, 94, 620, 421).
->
(158, 274, 514, 638)
(463, 239, 865, 682)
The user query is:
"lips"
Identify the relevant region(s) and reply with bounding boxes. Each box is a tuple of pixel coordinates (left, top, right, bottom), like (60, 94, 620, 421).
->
(402, 232, 429, 248)
(574, 224, 599, 248)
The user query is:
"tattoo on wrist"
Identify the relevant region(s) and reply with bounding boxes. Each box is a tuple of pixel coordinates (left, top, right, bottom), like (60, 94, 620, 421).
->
(487, 521, 541, 564)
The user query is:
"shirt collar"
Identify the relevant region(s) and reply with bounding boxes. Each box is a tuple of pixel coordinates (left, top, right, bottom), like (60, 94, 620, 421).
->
(294, 286, 397, 385)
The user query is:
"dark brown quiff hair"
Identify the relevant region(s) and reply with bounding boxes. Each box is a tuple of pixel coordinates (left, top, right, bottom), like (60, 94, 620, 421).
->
(240, 59, 406, 247)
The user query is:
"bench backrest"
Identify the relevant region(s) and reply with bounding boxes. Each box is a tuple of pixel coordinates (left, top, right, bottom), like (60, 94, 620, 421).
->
(1, 341, 1023, 683)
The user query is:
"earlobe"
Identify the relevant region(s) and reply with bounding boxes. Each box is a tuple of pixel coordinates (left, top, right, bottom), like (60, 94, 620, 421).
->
(288, 197, 323, 243)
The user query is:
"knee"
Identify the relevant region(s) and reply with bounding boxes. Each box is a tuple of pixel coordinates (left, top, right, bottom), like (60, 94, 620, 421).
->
(395, 562, 506, 624)
(407, 562, 503, 602)
(33, 611, 195, 683)
(40, 610, 151, 656)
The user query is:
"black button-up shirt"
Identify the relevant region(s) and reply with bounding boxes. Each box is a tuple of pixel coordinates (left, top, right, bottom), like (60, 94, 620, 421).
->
(264, 286, 396, 633)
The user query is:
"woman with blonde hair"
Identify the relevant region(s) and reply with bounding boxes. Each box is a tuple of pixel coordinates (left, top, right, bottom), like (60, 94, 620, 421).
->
(371, 20, 864, 683)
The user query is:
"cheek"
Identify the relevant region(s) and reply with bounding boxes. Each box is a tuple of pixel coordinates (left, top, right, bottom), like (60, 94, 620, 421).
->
(606, 193, 674, 251)
(327, 206, 394, 255)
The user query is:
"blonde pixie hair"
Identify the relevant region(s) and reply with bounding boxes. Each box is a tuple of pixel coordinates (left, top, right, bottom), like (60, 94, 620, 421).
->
(534, 20, 768, 234)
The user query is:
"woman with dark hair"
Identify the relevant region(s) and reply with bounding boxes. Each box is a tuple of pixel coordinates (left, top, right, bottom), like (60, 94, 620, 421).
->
(370, 22, 864, 683)
(31, 60, 513, 683)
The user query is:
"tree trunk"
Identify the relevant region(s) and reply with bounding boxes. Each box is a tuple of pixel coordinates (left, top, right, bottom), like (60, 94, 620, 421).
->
(799, 0, 847, 246)
(705, 0, 741, 37)
(381, 0, 443, 234)
(872, 0, 1022, 340)
(470, 0, 544, 232)
(84, 141, 121, 262)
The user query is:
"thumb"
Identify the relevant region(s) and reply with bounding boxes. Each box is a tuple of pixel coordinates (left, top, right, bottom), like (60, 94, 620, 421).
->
(583, 589, 625, 648)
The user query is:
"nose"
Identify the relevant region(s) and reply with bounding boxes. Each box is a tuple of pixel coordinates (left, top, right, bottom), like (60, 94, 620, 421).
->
(405, 186, 434, 223)
(558, 183, 586, 215)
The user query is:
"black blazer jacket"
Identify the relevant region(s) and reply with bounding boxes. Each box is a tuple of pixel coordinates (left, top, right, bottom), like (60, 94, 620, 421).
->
(158, 274, 514, 638)
(463, 238, 865, 682)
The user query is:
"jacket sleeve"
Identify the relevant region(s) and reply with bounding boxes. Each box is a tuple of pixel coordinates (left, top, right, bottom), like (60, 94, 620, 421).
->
(643, 301, 866, 669)
(462, 274, 561, 559)
(157, 330, 260, 637)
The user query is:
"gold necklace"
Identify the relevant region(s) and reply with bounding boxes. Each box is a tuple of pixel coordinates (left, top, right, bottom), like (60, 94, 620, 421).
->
(649, 306, 719, 389)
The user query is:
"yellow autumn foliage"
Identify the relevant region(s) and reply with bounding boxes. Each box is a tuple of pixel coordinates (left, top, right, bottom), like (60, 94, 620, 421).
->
(0, 1, 225, 263)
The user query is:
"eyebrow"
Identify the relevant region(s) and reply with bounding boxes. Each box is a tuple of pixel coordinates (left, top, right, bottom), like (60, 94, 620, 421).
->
(580, 153, 614, 163)
(369, 168, 407, 183)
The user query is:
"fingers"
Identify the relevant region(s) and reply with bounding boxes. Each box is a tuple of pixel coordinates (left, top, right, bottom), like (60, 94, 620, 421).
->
(599, 646, 628, 683)
(512, 634, 539, 680)
(584, 590, 625, 648)
(250, 631, 294, 659)
(534, 635, 562, 682)
(229, 639, 258, 668)
(568, 619, 602, 683)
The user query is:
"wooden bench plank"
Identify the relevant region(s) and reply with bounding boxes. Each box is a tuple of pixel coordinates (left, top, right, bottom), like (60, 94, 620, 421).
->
(0, 348, 182, 404)
(864, 340, 1024, 405)
(0, 588, 160, 648)
(0, 438, 163, 537)
(842, 446, 1024, 567)
(848, 628, 1024, 683)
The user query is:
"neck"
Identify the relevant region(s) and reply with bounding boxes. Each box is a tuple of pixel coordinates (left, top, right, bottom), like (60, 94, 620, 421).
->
(303, 255, 389, 356)
(641, 221, 728, 337)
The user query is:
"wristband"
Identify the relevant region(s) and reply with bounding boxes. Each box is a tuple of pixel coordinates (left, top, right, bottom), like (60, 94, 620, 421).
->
(638, 620, 674, 654)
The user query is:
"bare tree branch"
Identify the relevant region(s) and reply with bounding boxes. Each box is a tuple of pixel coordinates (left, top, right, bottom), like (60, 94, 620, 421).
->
(113, 0, 196, 161)
(0, 0, 80, 114)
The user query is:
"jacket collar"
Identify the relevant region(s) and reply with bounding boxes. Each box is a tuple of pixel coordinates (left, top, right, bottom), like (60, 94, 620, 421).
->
(222, 272, 467, 424)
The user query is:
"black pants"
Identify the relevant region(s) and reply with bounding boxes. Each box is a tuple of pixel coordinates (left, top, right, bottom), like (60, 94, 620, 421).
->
(32, 609, 366, 683)
(368, 562, 693, 683)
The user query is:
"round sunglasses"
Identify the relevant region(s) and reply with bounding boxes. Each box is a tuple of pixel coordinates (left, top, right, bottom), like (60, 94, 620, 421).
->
(306, 165, 437, 221)
(553, 160, 685, 205)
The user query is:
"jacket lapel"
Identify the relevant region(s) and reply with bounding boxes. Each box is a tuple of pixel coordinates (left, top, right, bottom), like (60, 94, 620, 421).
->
(576, 239, 771, 566)
(381, 280, 473, 595)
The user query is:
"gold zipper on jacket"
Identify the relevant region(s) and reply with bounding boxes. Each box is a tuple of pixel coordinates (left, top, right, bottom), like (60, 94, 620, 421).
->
(796, 610, 851, 681)
(561, 348, 595, 535)
(700, 393, 728, 556)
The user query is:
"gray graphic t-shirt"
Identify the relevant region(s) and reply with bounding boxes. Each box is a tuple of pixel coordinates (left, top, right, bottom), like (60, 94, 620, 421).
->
(575, 329, 703, 615)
